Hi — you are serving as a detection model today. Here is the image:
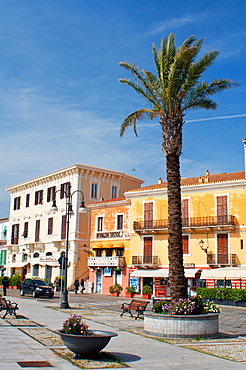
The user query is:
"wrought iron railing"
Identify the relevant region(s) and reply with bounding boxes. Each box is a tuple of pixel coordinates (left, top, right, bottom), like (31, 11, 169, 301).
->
(207, 253, 238, 265)
(132, 255, 159, 266)
(88, 256, 125, 267)
(133, 215, 237, 231)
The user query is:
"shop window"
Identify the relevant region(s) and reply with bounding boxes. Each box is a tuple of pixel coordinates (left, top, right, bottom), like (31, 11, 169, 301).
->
(106, 249, 112, 257)
(96, 249, 102, 257)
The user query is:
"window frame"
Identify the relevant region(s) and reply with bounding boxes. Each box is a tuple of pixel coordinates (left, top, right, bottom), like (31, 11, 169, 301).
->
(97, 216, 103, 232)
(91, 183, 98, 199)
(13, 196, 21, 210)
(34, 190, 43, 205)
(47, 186, 56, 202)
(116, 214, 124, 231)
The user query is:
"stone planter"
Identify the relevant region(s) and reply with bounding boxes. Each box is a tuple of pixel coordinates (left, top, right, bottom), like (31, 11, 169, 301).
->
(142, 294, 151, 299)
(144, 312, 219, 339)
(56, 330, 118, 358)
(125, 293, 134, 298)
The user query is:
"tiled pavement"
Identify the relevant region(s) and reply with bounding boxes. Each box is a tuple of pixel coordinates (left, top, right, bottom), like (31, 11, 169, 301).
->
(2, 293, 246, 369)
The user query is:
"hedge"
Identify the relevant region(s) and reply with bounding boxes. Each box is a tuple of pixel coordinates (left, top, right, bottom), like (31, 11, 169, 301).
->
(196, 287, 246, 302)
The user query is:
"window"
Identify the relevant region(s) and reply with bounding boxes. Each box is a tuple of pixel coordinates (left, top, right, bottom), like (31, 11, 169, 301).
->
(91, 183, 98, 199)
(47, 186, 56, 202)
(13, 196, 21, 210)
(116, 214, 123, 230)
(144, 202, 153, 228)
(112, 186, 118, 199)
(33, 252, 39, 258)
(182, 235, 189, 254)
(35, 190, 43, 205)
(60, 182, 70, 199)
(116, 249, 123, 256)
(217, 233, 228, 264)
(26, 194, 30, 207)
(97, 217, 103, 232)
(33, 264, 39, 277)
(61, 215, 67, 239)
(23, 222, 28, 238)
(96, 249, 102, 257)
(35, 220, 40, 242)
(12, 254, 16, 262)
(241, 239, 244, 250)
(217, 195, 228, 224)
(22, 253, 28, 262)
(106, 249, 112, 256)
(47, 217, 53, 235)
(11, 224, 19, 244)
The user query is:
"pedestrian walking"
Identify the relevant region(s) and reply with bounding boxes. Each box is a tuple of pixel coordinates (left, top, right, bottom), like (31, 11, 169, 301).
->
(73, 278, 79, 294)
(2, 276, 9, 296)
(80, 278, 85, 293)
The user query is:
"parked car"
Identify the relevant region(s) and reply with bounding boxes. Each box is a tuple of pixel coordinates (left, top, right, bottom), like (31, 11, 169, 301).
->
(20, 278, 54, 298)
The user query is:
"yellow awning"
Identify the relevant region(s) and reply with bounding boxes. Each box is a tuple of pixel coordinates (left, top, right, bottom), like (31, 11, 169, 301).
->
(102, 242, 113, 248)
(92, 242, 103, 249)
(113, 241, 124, 248)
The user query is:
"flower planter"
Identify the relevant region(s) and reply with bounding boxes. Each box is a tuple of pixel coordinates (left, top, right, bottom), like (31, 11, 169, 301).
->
(110, 292, 120, 296)
(125, 293, 134, 298)
(56, 330, 118, 358)
(142, 294, 151, 299)
(144, 312, 219, 339)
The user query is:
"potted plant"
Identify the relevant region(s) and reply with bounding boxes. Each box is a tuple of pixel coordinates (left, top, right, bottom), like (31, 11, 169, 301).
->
(125, 286, 136, 298)
(142, 285, 152, 299)
(9, 274, 21, 289)
(55, 314, 117, 358)
(109, 283, 123, 296)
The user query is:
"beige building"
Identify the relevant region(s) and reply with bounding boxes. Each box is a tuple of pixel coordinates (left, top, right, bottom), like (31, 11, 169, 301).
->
(5, 164, 143, 287)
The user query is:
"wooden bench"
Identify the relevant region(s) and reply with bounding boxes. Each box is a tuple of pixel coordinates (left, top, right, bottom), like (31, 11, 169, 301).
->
(0, 297, 19, 319)
(120, 299, 149, 319)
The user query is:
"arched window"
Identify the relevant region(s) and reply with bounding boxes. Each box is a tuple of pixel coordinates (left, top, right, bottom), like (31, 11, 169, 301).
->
(46, 252, 52, 256)
(33, 252, 39, 258)
(12, 254, 16, 262)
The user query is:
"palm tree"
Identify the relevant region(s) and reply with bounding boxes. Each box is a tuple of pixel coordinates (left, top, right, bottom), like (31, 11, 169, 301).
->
(119, 34, 238, 301)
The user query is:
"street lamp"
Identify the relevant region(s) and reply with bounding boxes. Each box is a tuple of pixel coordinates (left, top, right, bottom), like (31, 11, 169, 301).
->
(50, 185, 86, 309)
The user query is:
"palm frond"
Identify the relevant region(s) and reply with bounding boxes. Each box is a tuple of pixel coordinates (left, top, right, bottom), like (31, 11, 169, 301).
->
(120, 109, 158, 137)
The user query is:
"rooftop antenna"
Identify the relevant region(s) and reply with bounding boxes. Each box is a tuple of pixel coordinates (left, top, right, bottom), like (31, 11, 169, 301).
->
(130, 168, 136, 176)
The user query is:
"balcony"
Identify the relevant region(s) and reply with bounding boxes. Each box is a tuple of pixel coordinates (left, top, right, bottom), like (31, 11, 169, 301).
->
(133, 215, 237, 233)
(132, 255, 159, 267)
(207, 253, 238, 266)
(88, 256, 125, 268)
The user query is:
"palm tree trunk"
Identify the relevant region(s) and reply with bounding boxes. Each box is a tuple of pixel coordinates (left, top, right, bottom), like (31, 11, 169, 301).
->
(166, 152, 187, 301)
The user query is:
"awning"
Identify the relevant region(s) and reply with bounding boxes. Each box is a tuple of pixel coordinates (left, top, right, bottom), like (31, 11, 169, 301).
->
(130, 268, 201, 278)
(7, 262, 29, 268)
(113, 241, 124, 248)
(92, 242, 103, 249)
(201, 267, 246, 279)
(130, 269, 169, 278)
(102, 242, 113, 248)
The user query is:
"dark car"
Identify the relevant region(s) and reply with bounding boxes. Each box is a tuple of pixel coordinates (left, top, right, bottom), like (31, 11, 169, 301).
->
(20, 278, 54, 298)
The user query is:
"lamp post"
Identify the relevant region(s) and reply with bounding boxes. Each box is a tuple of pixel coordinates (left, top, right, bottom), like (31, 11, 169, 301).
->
(50, 185, 86, 309)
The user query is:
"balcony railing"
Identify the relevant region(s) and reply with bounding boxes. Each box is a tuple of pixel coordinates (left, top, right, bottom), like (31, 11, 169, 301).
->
(87, 256, 125, 267)
(132, 255, 159, 266)
(133, 215, 237, 231)
(207, 253, 238, 266)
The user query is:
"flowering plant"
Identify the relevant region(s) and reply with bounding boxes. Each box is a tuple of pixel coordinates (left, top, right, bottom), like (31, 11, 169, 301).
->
(162, 298, 196, 315)
(62, 314, 90, 335)
(152, 296, 220, 315)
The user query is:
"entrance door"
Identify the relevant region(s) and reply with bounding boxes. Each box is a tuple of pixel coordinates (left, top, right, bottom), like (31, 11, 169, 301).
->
(115, 270, 122, 286)
(217, 234, 228, 264)
(96, 269, 102, 292)
(143, 237, 152, 264)
(144, 202, 153, 228)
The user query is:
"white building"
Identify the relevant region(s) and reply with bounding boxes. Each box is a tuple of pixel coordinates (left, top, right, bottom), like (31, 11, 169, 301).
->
(0, 217, 8, 276)
(5, 164, 143, 287)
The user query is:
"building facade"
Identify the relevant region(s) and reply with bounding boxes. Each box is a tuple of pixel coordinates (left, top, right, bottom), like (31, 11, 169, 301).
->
(0, 218, 8, 276)
(5, 164, 143, 286)
(87, 139, 246, 296)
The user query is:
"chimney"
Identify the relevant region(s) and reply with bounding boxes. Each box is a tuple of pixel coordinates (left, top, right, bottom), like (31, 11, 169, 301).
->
(158, 177, 162, 184)
(242, 138, 246, 179)
(198, 176, 203, 184)
(205, 170, 210, 176)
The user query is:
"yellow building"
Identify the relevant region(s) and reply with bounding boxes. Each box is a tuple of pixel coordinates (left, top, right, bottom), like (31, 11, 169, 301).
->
(5, 164, 143, 287)
(88, 139, 246, 296)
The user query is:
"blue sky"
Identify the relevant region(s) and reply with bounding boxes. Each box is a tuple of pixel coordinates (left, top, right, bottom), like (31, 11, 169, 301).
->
(0, 0, 245, 218)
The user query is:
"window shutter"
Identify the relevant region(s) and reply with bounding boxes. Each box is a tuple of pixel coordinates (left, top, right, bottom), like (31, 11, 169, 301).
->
(143, 237, 152, 263)
(35, 220, 40, 242)
(182, 235, 189, 254)
(182, 199, 189, 227)
(61, 215, 67, 239)
(48, 217, 53, 235)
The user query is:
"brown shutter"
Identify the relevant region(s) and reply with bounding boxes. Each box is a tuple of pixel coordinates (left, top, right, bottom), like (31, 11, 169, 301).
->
(182, 199, 189, 227)
(217, 233, 228, 264)
(217, 196, 228, 224)
(144, 202, 153, 228)
(35, 220, 40, 242)
(11, 224, 19, 244)
(143, 237, 152, 263)
(24, 222, 28, 238)
(61, 215, 67, 239)
(182, 235, 189, 254)
(47, 188, 51, 202)
(48, 217, 53, 235)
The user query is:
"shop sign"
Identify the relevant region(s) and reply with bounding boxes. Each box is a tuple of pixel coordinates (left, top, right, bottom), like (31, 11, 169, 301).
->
(104, 268, 112, 276)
